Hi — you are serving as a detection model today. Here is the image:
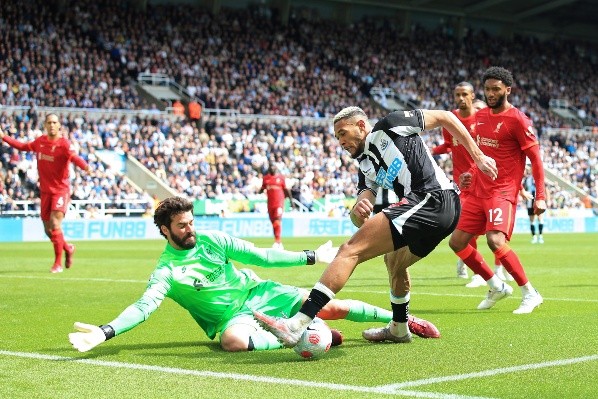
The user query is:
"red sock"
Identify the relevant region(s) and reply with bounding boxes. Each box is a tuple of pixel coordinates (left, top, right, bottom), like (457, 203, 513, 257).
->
(494, 244, 528, 286)
(272, 220, 282, 242)
(456, 245, 493, 280)
(50, 229, 65, 266)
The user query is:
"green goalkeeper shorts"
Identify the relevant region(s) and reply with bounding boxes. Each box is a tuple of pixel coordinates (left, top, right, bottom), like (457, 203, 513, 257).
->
(220, 280, 307, 333)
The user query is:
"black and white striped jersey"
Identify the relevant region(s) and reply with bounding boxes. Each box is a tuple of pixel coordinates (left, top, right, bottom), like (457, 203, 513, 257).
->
(375, 187, 398, 207)
(356, 109, 455, 199)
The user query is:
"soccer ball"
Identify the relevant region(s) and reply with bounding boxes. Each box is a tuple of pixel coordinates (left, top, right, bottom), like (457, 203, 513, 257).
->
(293, 318, 332, 359)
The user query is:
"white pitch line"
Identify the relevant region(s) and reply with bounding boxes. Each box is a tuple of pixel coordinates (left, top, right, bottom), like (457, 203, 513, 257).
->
(379, 354, 598, 390)
(0, 350, 492, 399)
(2, 275, 598, 303)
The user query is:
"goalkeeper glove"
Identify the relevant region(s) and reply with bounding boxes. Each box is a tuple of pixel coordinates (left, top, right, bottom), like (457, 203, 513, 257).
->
(69, 322, 114, 352)
(314, 240, 338, 263)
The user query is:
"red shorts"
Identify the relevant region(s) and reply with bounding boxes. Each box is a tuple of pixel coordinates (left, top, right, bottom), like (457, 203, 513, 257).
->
(40, 191, 70, 221)
(456, 196, 516, 240)
(267, 206, 283, 222)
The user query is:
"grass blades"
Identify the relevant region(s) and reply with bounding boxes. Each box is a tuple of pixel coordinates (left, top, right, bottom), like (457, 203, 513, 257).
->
(0, 233, 596, 399)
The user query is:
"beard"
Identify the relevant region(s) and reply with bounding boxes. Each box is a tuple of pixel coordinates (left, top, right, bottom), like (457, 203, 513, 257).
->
(485, 93, 506, 109)
(170, 230, 196, 250)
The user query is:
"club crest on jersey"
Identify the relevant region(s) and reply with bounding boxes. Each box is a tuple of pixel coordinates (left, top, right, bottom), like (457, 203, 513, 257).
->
(380, 139, 389, 151)
(493, 122, 503, 133)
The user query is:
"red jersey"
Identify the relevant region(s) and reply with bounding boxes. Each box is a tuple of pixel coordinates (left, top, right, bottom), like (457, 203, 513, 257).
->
(437, 110, 477, 186)
(471, 106, 537, 201)
(261, 173, 287, 207)
(2, 135, 88, 194)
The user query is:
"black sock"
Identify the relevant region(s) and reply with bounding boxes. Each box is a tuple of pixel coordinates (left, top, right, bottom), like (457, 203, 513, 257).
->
(530, 224, 536, 236)
(539, 223, 543, 234)
(391, 301, 409, 323)
(299, 288, 332, 319)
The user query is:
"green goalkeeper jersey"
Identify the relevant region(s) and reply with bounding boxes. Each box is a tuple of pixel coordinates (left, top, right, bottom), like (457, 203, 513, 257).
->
(108, 230, 308, 339)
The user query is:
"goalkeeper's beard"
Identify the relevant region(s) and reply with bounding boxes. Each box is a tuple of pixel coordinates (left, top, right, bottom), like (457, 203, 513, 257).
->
(170, 230, 196, 250)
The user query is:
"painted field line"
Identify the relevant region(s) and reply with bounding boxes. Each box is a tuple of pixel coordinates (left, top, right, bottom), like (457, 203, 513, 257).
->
(379, 354, 598, 390)
(1, 275, 597, 303)
(0, 350, 492, 399)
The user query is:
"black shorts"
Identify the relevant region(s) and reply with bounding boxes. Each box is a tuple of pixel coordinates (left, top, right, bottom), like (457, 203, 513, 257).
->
(382, 190, 461, 258)
(527, 202, 535, 216)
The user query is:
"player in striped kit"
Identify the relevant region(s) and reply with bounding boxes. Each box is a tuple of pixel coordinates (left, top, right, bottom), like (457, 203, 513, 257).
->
(254, 106, 497, 345)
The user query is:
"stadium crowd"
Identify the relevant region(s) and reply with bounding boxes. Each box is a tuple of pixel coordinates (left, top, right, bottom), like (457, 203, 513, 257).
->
(1, 0, 596, 214)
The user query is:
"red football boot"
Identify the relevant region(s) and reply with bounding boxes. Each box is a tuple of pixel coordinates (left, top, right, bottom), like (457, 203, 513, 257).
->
(408, 315, 441, 338)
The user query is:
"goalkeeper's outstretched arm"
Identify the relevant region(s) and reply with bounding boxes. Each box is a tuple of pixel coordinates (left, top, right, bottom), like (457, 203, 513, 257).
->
(69, 278, 168, 352)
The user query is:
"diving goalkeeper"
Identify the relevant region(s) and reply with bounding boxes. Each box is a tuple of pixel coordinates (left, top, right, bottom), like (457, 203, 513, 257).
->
(69, 196, 439, 353)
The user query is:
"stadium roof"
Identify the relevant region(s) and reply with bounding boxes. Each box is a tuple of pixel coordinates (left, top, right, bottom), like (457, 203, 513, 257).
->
(320, 0, 598, 42)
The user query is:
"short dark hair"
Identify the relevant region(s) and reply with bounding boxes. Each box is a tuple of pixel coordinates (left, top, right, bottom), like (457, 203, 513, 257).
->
(154, 196, 193, 238)
(455, 81, 474, 92)
(482, 66, 513, 87)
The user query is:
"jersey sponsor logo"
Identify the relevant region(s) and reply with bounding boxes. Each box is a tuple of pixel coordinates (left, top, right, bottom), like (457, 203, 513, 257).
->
(375, 158, 403, 189)
(477, 122, 484, 126)
(477, 136, 499, 148)
(38, 153, 55, 162)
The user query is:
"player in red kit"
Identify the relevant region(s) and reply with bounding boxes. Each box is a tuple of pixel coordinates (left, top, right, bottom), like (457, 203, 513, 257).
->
(449, 67, 545, 314)
(432, 84, 507, 286)
(260, 164, 294, 249)
(0, 114, 91, 273)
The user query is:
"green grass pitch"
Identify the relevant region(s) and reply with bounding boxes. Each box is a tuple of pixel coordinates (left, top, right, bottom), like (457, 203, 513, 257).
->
(1, 233, 596, 399)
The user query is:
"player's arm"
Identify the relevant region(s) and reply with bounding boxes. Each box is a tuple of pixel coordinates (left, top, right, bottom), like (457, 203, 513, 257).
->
(523, 144, 546, 215)
(350, 189, 375, 228)
(284, 187, 296, 209)
(68, 268, 171, 352)
(421, 109, 497, 180)
(215, 230, 337, 266)
(0, 129, 33, 151)
(431, 129, 453, 155)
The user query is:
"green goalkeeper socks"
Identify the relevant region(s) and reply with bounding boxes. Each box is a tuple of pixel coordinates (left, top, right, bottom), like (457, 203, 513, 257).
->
(248, 332, 284, 351)
(345, 300, 392, 323)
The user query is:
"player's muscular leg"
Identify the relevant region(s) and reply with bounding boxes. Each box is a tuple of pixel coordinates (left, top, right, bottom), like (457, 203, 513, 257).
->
(44, 210, 65, 236)
(220, 324, 253, 352)
(386, 247, 419, 297)
(318, 213, 396, 293)
(316, 299, 350, 320)
(485, 230, 507, 252)
(449, 229, 475, 252)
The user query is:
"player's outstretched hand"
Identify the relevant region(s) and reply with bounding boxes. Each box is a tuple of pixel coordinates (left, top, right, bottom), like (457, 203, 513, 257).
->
(476, 155, 498, 180)
(315, 240, 338, 264)
(69, 322, 106, 352)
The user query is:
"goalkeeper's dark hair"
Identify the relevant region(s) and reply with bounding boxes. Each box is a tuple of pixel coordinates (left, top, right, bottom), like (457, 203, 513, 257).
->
(482, 66, 514, 87)
(154, 196, 194, 238)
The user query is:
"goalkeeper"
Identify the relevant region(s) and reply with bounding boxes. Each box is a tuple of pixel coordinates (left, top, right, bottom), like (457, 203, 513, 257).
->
(69, 196, 438, 353)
